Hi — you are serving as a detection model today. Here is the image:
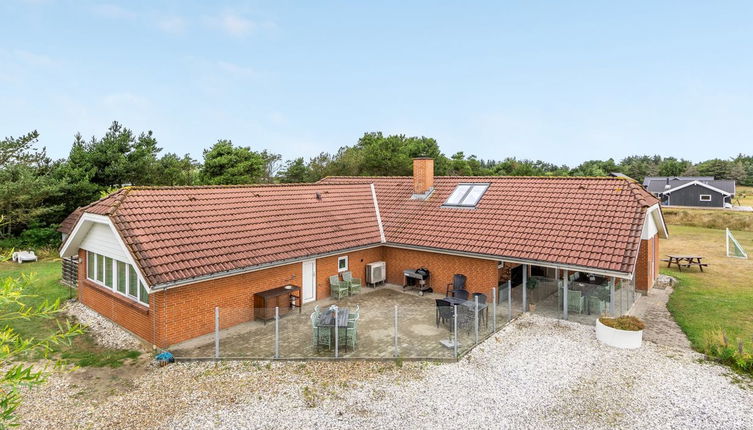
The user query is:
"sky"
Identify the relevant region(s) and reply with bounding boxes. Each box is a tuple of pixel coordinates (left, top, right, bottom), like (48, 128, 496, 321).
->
(1, 1, 753, 166)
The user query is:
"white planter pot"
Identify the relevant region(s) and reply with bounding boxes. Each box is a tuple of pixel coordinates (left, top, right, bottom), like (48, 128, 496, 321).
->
(595, 319, 643, 349)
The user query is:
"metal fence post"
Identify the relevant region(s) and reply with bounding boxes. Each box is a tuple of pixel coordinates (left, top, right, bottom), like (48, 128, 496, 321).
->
(214, 306, 220, 358)
(453, 305, 458, 359)
(334, 307, 339, 358)
(522, 265, 528, 311)
(563, 270, 569, 320)
(507, 280, 512, 321)
(491, 286, 497, 332)
(393, 305, 399, 357)
(474, 296, 479, 344)
(274, 306, 280, 359)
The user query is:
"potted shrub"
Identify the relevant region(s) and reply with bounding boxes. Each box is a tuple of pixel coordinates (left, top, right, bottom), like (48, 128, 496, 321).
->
(526, 278, 538, 312)
(596, 315, 645, 349)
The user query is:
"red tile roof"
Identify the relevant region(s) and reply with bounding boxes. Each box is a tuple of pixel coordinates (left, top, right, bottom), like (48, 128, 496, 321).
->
(62, 175, 659, 286)
(320, 176, 659, 275)
(63, 184, 382, 286)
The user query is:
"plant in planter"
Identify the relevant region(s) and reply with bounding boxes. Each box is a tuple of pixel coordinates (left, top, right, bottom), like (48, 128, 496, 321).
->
(526, 277, 538, 312)
(596, 315, 645, 349)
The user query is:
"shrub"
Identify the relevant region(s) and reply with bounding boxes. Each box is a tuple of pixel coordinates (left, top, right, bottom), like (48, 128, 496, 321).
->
(702, 329, 753, 376)
(18, 225, 61, 248)
(599, 315, 645, 331)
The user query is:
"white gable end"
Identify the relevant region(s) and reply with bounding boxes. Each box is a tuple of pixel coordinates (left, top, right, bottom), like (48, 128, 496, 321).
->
(80, 222, 128, 261)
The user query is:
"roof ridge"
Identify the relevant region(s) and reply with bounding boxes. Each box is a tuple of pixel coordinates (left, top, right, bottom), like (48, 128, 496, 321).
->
(128, 183, 372, 190)
(324, 175, 637, 180)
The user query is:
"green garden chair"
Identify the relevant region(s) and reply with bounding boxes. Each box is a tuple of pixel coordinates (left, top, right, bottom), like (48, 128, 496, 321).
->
(348, 304, 360, 322)
(567, 289, 585, 314)
(587, 295, 606, 315)
(342, 271, 362, 295)
(338, 315, 358, 351)
(310, 312, 319, 348)
(329, 275, 348, 300)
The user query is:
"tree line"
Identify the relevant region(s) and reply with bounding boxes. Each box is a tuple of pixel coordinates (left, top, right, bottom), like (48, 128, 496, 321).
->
(2, 120, 752, 247)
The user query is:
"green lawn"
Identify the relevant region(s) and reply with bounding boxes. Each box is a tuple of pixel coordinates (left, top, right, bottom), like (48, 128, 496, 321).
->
(0, 260, 142, 367)
(662, 225, 753, 354)
(735, 185, 753, 207)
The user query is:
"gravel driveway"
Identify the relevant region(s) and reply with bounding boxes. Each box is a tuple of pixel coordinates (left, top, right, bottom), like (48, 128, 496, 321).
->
(19, 314, 753, 429)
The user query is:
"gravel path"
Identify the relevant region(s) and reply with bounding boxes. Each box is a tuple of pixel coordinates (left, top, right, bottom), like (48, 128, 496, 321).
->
(65, 300, 144, 350)
(18, 314, 753, 429)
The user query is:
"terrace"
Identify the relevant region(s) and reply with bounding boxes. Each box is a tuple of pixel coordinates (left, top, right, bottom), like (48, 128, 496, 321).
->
(170, 265, 639, 360)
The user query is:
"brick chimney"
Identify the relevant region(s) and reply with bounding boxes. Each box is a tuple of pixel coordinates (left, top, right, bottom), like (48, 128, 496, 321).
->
(412, 157, 434, 199)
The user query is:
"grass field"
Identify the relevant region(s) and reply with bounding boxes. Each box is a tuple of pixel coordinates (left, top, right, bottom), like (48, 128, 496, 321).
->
(662, 207, 753, 232)
(661, 225, 753, 357)
(735, 185, 753, 207)
(0, 260, 142, 367)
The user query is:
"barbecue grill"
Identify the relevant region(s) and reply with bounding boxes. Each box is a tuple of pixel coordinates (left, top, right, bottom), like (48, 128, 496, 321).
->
(403, 267, 432, 295)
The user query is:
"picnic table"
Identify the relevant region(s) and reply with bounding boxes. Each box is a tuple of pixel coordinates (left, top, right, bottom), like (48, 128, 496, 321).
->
(663, 255, 708, 272)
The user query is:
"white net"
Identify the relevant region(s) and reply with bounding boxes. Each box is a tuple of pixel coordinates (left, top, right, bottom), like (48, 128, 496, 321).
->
(726, 228, 748, 259)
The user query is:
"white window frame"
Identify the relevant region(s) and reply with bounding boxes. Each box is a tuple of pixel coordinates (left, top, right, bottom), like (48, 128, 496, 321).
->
(699, 194, 712, 202)
(337, 256, 348, 272)
(86, 250, 149, 307)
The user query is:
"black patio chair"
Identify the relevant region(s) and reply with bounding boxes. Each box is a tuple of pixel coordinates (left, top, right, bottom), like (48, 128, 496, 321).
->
(446, 274, 467, 297)
(472, 292, 487, 304)
(451, 289, 469, 301)
(435, 299, 453, 328)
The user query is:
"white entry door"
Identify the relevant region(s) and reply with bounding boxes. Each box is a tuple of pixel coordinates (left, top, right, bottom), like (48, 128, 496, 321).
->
(302, 259, 316, 303)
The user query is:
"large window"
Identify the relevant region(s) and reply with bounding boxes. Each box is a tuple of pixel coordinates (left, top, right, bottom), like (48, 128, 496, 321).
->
(104, 257, 113, 288)
(443, 183, 490, 207)
(116, 261, 127, 294)
(87, 252, 95, 279)
(128, 266, 138, 298)
(86, 251, 149, 307)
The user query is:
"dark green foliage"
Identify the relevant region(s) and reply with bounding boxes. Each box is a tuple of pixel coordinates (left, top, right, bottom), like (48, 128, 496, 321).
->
(4, 122, 753, 246)
(18, 225, 60, 248)
(199, 140, 268, 185)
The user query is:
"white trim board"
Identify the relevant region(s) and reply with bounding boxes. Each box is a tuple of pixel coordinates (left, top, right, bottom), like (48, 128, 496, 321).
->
(59, 213, 152, 292)
(662, 180, 731, 196)
(383, 242, 634, 280)
(370, 183, 386, 243)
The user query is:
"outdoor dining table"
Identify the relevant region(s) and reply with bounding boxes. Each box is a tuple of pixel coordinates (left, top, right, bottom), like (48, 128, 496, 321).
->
(443, 296, 489, 326)
(316, 307, 350, 351)
(665, 255, 707, 272)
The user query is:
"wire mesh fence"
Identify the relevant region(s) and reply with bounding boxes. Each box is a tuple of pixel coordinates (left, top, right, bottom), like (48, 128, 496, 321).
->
(170, 286, 518, 361)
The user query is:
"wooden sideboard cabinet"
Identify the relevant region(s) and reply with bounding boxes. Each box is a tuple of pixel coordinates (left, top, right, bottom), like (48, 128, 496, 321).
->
(253, 285, 301, 324)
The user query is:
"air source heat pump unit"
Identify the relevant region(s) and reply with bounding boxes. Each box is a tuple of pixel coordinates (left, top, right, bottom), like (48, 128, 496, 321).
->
(365, 261, 386, 287)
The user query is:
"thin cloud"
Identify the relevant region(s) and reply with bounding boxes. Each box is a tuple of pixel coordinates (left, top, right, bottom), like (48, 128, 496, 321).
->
(157, 16, 187, 35)
(217, 61, 256, 78)
(207, 12, 275, 37)
(217, 13, 254, 36)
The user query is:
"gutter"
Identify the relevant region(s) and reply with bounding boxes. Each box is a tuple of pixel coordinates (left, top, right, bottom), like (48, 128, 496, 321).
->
(383, 242, 634, 280)
(150, 243, 384, 291)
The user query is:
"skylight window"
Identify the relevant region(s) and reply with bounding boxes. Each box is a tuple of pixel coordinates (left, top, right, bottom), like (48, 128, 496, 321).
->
(443, 183, 489, 207)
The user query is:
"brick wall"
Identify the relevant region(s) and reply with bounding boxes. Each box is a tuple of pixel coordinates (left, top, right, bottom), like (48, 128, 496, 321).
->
(151, 261, 302, 346)
(383, 247, 499, 297)
(635, 234, 659, 292)
(315, 247, 384, 300)
(77, 249, 155, 343)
